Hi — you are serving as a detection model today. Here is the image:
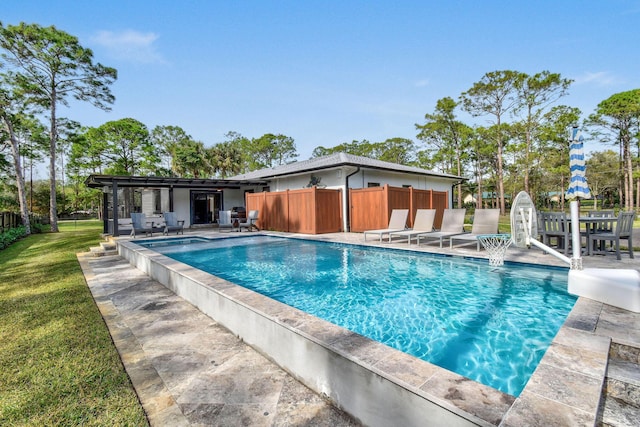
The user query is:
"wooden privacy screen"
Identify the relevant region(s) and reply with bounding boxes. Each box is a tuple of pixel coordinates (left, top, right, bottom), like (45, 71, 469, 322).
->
(349, 185, 448, 232)
(245, 187, 343, 234)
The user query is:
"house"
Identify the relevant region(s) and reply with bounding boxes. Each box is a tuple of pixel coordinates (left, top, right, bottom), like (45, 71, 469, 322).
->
(228, 153, 464, 232)
(87, 153, 463, 235)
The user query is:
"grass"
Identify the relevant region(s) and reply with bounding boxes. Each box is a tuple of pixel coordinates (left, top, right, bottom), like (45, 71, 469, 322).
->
(0, 220, 148, 426)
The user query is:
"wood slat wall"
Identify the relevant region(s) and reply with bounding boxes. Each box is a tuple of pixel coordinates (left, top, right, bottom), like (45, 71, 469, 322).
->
(246, 187, 342, 234)
(246, 185, 448, 234)
(349, 185, 449, 232)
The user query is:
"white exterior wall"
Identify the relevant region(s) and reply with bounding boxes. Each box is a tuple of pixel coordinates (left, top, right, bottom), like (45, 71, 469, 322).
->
(222, 189, 248, 211)
(141, 190, 155, 214)
(173, 189, 192, 228)
(346, 169, 453, 193)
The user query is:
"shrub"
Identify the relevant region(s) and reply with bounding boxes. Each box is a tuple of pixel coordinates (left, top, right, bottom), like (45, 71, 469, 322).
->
(0, 226, 27, 250)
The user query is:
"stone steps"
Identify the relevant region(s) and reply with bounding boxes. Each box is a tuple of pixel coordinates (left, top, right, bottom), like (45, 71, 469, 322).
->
(598, 343, 640, 426)
(89, 239, 118, 257)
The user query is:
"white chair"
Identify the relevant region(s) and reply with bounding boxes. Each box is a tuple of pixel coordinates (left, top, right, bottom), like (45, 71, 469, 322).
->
(449, 209, 500, 250)
(388, 209, 436, 244)
(363, 209, 409, 242)
(416, 209, 466, 248)
(240, 210, 259, 231)
(218, 210, 234, 232)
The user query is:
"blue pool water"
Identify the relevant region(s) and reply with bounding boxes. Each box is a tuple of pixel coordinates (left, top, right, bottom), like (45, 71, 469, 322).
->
(137, 235, 575, 396)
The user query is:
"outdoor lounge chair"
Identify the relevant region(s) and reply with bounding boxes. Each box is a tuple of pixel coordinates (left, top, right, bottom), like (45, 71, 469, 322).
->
(163, 212, 185, 235)
(218, 210, 234, 232)
(416, 209, 466, 248)
(387, 209, 436, 244)
(588, 211, 635, 260)
(239, 210, 259, 231)
(130, 212, 156, 238)
(449, 209, 500, 250)
(363, 209, 409, 242)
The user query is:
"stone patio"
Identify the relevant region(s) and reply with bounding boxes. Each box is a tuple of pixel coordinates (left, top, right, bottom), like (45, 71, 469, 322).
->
(78, 230, 640, 426)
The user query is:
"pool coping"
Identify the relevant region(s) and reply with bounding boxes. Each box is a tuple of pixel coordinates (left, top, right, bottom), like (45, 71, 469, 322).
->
(117, 233, 613, 426)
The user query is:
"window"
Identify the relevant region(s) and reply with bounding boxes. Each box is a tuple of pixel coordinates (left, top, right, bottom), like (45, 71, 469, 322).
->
(367, 182, 380, 187)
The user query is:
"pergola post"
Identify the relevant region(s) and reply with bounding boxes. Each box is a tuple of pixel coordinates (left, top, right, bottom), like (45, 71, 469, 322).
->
(102, 191, 109, 233)
(112, 180, 119, 236)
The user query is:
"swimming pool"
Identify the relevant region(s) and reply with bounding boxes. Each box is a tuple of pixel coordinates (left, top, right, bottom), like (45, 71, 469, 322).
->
(137, 235, 575, 396)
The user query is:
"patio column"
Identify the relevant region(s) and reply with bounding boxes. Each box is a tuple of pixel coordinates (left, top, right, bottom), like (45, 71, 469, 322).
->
(102, 191, 109, 233)
(111, 181, 119, 236)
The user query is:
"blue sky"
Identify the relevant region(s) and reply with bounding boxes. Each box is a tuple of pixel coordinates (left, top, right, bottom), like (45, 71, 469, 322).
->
(4, 0, 640, 167)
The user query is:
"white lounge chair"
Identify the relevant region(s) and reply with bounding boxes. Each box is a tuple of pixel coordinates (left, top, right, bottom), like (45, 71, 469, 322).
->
(416, 209, 466, 248)
(449, 209, 500, 250)
(388, 209, 436, 244)
(218, 210, 234, 232)
(364, 209, 409, 242)
(240, 210, 259, 231)
(163, 212, 185, 235)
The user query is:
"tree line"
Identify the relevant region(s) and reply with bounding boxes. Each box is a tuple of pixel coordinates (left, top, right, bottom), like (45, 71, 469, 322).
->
(2, 22, 639, 236)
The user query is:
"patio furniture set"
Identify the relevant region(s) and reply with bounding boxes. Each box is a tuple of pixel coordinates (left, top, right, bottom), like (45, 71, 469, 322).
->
(130, 212, 185, 237)
(538, 210, 635, 260)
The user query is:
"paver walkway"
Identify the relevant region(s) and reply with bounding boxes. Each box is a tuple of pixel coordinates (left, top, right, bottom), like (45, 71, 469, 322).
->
(78, 253, 359, 426)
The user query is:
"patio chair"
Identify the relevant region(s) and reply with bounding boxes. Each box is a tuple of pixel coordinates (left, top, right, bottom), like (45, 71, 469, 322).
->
(588, 211, 635, 260)
(449, 209, 500, 250)
(416, 208, 466, 248)
(585, 210, 616, 252)
(163, 212, 185, 235)
(363, 209, 409, 242)
(218, 210, 234, 232)
(130, 212, 154, 238)
(239, 210, 260, 231)
(539, 212, 570, 255)
(387, 209, 436, 244)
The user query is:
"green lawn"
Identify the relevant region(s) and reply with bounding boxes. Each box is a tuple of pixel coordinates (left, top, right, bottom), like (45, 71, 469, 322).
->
(0, 221, 148, 426)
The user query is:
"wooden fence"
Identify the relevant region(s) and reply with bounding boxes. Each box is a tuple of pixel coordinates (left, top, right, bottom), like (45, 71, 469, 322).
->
(0, 212, 21, 233)
(0, 212, 43, 233)
(349, 185, 448, 232)
(246, 187, 342, 234)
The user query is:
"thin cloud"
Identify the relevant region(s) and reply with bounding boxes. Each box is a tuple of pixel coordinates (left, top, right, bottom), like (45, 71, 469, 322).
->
(90, 29, 166, 64)
(573, 71, 620, 87)
(414, 79, 430, 88)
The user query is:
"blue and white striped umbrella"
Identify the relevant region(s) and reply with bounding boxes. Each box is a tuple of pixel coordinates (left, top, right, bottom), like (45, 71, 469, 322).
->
(565, 127, 592, 199)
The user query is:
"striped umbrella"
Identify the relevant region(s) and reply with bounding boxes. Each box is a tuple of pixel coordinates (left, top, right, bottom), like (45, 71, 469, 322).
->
(565, 127, 592, 199)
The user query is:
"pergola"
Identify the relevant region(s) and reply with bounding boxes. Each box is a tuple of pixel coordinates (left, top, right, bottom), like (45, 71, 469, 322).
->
(85, 174, 268, 235)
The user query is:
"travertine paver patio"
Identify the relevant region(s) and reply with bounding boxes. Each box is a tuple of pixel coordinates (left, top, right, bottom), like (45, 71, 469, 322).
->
(78, 253, 360, 426)
(80, 230, 640, 426)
